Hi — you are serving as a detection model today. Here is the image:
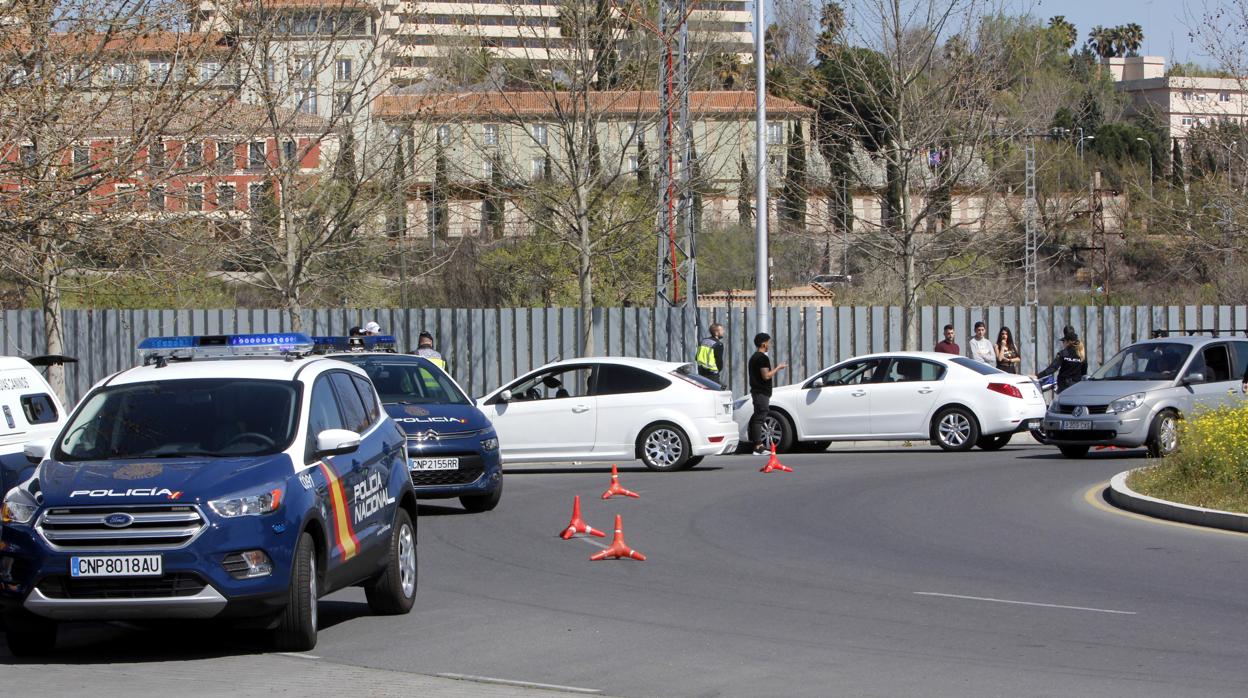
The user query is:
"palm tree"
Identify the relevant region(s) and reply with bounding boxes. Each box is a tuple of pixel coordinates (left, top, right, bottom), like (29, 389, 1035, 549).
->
(1121, 22, 1144, 56)
(1048, 16, 1078, 51)
(1086, 25, 1115, 58)
(711, 52, 745, 90)
(1109, 26, 1128, 58)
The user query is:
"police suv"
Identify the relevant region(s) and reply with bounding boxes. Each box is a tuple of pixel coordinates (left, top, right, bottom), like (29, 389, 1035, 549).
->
(314, 336, 503, 512)
(0, 334, 417, 655)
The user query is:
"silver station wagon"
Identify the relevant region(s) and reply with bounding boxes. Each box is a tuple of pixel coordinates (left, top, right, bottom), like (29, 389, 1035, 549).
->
(1043, 335, 1248, 458)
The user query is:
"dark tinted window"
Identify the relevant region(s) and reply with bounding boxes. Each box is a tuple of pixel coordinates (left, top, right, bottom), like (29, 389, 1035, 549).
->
(950, 357, 1005, 375)
(595, 364, 670, 395)
(819, 359, 883, 386)
(884, 359, 946, 382)
(20, 393, 58, 425)
(1200, 344, 1232, 382)
(58, 379, 298, 461)
(335, 356, 469, 405)
(350, 374, 381, 422)
(1232, 341, 1248, 379)
(306, 376, 345, 461)
(329, 372, 371, 433)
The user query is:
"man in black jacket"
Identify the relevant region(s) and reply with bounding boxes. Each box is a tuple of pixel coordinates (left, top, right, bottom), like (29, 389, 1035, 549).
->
(747, 332, 787, 455)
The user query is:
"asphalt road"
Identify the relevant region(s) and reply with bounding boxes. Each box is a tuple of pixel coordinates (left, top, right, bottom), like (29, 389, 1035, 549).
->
(7, 443, 1248, 697)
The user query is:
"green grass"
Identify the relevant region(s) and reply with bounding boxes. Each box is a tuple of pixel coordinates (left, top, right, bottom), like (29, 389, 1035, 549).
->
(1127, 405, 1248, 514)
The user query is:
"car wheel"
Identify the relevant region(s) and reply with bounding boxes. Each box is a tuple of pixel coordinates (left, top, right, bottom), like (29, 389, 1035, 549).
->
(3, 608, 57, 657)
(461, 476, 503, 513)
(1147, 410, 1180, 458)
(638, 423, 691, 471)
(976, 433, 1012, 451)
(932, 407, 979, 452)
(796, 440, 831, 453)
(761, 412, 795, 453)
(1028, 423, 1050, 445)
(365, 508, 418, 615)
(273, 532, 318, 651)
(1058, 445, 1090, 458)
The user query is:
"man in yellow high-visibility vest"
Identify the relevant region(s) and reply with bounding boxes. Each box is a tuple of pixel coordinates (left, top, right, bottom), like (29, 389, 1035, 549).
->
(695, 323, 725, 388)
(414, 330, 448, 371)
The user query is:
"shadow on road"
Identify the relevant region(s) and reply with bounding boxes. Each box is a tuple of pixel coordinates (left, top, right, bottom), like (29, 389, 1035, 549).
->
(504, 465, 723, 475)
(0, 599, 371, 664)
(1016, 448, 1149, 460)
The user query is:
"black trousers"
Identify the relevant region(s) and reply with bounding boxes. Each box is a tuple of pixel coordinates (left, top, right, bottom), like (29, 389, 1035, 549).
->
(748, 393, 770, 445)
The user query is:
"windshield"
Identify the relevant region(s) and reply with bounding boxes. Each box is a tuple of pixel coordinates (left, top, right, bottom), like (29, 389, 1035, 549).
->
(56, 379, 299, 461)
(1092, 342, 1192, 381)
(339, 358, 469, 405)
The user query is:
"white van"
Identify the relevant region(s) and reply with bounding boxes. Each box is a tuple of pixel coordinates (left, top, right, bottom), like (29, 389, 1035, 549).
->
(0, 357, 68, 495)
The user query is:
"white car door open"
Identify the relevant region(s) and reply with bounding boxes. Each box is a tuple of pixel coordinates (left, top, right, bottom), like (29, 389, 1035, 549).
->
(486, 366, 597, 460)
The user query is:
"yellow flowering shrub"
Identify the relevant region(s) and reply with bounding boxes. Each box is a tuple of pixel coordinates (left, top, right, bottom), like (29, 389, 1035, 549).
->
(1128, 405, 1248, 514)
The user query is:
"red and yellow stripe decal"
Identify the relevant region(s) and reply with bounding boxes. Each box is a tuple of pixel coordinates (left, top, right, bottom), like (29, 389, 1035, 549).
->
(317, 460, 360, 561)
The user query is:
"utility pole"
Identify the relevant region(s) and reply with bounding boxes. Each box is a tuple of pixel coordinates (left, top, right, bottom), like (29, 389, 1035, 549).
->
(1024, 141, 1038, 306)
(753, 0, 769, 333)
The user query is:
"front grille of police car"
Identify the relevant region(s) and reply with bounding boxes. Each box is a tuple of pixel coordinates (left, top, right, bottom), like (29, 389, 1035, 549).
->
(405, 428, 481, 444)
(36, 572, 207, 599)
(410, 454, 485, 487)
(36, 505, 207, 552)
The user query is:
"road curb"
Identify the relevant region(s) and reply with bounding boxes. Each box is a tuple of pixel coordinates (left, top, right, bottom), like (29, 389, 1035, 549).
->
(1107, 469, 1248, 534)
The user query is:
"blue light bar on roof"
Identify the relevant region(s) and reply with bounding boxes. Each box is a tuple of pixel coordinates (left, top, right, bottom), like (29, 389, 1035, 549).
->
(138, 333, 314, 359)
(311, 335, 398, 353)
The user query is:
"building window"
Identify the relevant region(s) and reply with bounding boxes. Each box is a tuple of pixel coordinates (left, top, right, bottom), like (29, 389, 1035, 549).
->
(148, 141, 165, 170)
(216, 141, 235, 171)
(333, 92, 352, 116)
(634, 125, 646, 145)
(108, 63, 136, 84)
(1182, 91, 1193, 100)
(532, 123, 547, 146)
(335, 58, 352, 82)
(114, 183, 135, 208)
(73, 144, 90, 169)
(19, 144, 36, 168)
(1221, 92, 1232, 102)
(483, 158, 493, 179)
(217, 183, 236, 210)
(199, 61, 221, 85)
(187, 183, 203, 212)
(483, 124, 498, 146)
(627, 155, 639, 173)
(282, 140, 298, 163)
(248, 141, 267, 170)
(1196, 92, 1207, 102)
(530, 156, 547, 180)
(296, 88, 317, 114)
(185, 141, 202, 168)
(263, 59, 276, 84)
(767, 121, 784, 145)
(437, 125, 450, 146)
(148, 186, 165, 211)
(295, 56, 315, 83)
(148, 60, 170, 83)
(248, 182, 266, 211)
(1182, 117, 1196, 126)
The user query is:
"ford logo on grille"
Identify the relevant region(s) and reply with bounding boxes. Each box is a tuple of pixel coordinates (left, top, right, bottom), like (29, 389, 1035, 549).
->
(1072, 405, 1088, 418)
(103, 513, 134, 528)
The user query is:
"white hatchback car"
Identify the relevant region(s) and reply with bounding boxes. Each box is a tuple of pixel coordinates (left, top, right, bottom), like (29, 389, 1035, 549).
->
(733, 352, 1046, 452)
(478, 357, 738, 470)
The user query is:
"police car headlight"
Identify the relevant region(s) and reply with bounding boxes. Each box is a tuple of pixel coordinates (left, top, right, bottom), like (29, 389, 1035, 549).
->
(1, 487, 38, 525)
(481, 437, 499, 451)
(208, 487, 283, 518)
(1109, 392, 1147, 414)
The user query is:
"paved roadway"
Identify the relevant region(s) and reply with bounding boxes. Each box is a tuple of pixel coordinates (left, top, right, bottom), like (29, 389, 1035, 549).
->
(6, 443, 1248, 697)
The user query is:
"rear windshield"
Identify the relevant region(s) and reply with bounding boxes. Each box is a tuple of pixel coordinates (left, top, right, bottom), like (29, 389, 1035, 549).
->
(56, 379, 299, 461)
(950, 357, 1005, 375)
(672, 363, 723, 390)
(336, 357, 469, 406)
(1093, 342, 1192, 381)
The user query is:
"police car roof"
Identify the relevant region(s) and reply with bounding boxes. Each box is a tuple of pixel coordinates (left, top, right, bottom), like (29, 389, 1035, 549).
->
(105, 356, 362, 386)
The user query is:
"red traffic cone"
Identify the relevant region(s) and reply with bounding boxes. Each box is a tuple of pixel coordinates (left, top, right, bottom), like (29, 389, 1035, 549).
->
(601, 463, 640, 499)
(760, 443, 793, 473)
(559, 495, 605, 539)
(590, 514, 647, 561)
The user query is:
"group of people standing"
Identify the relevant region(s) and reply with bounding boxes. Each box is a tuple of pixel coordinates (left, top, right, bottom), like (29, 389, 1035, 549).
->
(933, 322, 1023, 374)
(935, 322, 1088, 393)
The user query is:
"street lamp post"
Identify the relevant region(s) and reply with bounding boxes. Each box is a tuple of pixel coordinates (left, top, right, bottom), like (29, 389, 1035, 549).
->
(1135, 137, 1153, 198)
(1077, 129, 1094, 161)
(754, 0, 769, 333)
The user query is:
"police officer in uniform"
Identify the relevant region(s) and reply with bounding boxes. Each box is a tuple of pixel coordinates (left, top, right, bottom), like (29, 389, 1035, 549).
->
(414, 331, 447, 369)
(696, 323, 726, 387)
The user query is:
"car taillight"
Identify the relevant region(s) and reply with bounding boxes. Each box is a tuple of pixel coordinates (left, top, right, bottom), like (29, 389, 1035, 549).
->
(987, 382, 1023, 399)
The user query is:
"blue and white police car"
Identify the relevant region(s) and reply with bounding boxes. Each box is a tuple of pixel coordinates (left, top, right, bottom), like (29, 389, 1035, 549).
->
(0, 334, 417, 655)
(314, 336, 503, 513)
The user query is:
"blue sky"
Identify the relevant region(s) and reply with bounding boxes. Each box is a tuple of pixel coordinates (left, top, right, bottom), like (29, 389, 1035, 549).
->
(1018, 0, 1205, 63)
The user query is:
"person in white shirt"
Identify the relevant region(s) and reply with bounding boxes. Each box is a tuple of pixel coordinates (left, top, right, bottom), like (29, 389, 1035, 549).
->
(967, 321, 995, 364)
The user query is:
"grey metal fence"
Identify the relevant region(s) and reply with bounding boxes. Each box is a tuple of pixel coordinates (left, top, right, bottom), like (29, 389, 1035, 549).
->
(2, 304, 1245, 405)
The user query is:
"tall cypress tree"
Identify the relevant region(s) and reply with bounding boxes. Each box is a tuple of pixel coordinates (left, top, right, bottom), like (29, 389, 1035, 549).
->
(737, 152, 753, 224)
(1170, 138, 1185, 187)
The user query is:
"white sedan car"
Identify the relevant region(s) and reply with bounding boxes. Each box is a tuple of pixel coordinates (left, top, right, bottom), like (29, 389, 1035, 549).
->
(733, 352, 1046, 452)
(478, 357, 738, 470)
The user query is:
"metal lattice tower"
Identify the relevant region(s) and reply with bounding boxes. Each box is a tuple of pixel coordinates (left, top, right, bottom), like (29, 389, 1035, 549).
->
(1023, 142, 1038, 306)
(655, 0, 696, 313)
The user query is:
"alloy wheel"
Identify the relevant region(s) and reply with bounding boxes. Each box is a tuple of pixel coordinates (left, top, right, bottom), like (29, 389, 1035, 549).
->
(644, 428, 683, 468)
(938, 412, 972, 447)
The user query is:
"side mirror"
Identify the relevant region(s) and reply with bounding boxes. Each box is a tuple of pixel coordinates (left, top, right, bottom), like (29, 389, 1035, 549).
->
(809, 377, 824, 389)
(1183, 371, 1205, 385)
(316, 428, 361, 457)
(499, 389, 513, 403)
(23, 439, 51, 464)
